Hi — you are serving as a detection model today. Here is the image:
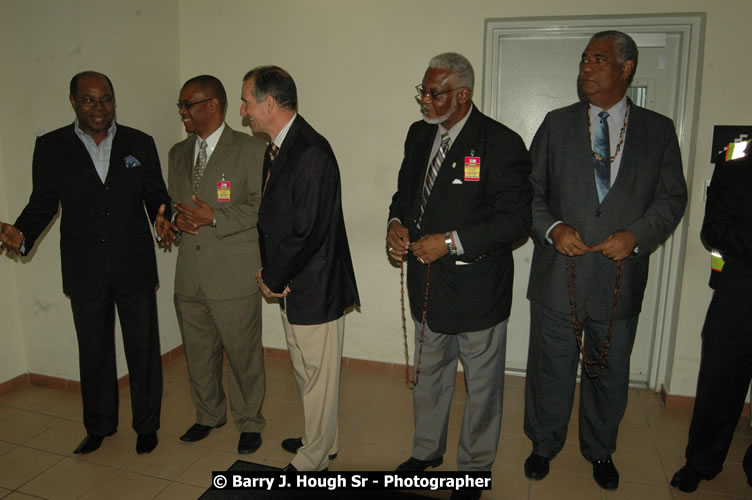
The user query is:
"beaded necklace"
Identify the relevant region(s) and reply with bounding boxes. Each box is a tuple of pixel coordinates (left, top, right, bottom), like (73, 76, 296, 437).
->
(588, 103, 630, 163)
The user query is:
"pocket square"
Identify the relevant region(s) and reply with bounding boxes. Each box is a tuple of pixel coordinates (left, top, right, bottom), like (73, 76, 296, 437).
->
(124, 155, 141, 168)
(452, 178, 463, 184)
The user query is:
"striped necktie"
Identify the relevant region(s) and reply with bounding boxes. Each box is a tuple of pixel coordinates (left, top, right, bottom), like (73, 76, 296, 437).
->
(593, 111, 611, 202)
(263, 143, 279, 195)
(417, 132, 450, 229)
(192, 139, 208, 193)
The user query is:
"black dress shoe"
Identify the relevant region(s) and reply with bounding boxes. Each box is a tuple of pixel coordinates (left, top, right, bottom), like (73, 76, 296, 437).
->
(281, 437, 338, 460)
(449, 488, 482, 500)
(180, 422, 224, 442)
(395, 456, 443, 471)
(743, 445, 752, 488)
(670, 465, 716, 493)
(524, 453, 550, 480)
(238, 432, 262, 454)
(283, 463, 298, 472)
(592, 458, 619, 490)
(73, 434, 105, 454)
(136, 432, 158, 454)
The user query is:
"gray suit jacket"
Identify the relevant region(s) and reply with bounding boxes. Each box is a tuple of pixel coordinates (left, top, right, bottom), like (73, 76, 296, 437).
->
(527, 100, 687, 320)
(168, 124, 266, 300)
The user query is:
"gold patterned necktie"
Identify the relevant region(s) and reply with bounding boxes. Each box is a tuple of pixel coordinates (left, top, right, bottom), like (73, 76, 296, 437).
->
(192, 139, 208, 193)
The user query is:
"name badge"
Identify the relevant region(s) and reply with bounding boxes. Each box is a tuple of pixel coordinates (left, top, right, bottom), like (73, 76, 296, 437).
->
(217, 181, 231, 202)
(464, 156, 480, 182)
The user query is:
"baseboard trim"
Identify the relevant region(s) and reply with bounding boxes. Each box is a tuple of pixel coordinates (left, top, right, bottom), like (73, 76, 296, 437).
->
(0, 344, 187, 396)
(660, 384, 750, 417)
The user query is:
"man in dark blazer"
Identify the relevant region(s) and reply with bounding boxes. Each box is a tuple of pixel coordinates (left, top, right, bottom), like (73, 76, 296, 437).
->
(671, 142, 752, 493)
(159, 75, 267, 454)
(524, 31, 687, 490)
(0, 71, 170, 455)
(386, 52, 532, 490)
(242, 66, 359, 472)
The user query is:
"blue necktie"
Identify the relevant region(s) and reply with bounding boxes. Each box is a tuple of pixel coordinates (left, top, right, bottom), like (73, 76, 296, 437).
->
(593, 111, 611, 203)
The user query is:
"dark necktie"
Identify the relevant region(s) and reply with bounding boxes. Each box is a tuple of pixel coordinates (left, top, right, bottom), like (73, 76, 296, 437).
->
(263, 143, 279, 195)
(593, 111, 611, 203)
(417, 132, 450, 229)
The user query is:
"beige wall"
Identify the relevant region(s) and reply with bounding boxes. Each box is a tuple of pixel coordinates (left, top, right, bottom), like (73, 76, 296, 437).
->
(1, 0, 750, 398)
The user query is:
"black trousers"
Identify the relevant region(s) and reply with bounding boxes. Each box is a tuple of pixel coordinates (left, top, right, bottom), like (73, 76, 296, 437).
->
(685, 287, 752, 476)
(70, 286, 162, 436)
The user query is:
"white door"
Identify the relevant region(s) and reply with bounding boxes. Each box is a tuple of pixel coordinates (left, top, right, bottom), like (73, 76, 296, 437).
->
(484, 16, 702, 386)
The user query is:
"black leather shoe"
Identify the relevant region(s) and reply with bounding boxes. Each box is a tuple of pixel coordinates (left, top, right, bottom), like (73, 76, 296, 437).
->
(449, 488, 482, 500)
(743, 445, 752, 488)
(73, 434, 105, 454)
(281, 437, 338, 460)
(283, 463, 298, 472)
(180, 422, 224, 442)
(238, 432, 262, 454)
(592, 458, 619, 490)
(136, 432, 158, 454)
(395, 456, 443, 471)
(670, 465, 716, 493)
(524, 453, 550, 480)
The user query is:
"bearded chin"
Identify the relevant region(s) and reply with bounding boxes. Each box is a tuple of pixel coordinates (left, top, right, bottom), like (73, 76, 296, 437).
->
(421, 101, 457, 125)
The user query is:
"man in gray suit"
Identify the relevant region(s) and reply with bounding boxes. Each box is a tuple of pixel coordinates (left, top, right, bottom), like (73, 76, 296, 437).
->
(161, 75, 267, 454)
(523, 31, 687, 490)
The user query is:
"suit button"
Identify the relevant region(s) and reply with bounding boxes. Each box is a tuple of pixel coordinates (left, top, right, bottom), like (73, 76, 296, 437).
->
(195, 245, 201, 250)
(595, 210, 602, 217)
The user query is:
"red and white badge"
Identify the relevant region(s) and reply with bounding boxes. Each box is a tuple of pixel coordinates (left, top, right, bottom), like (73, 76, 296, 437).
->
(217, 181, 231, 202)
(464, 156, 480, 181)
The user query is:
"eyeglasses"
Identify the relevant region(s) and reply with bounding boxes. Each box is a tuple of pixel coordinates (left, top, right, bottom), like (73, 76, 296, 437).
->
(78, 95, 114, 107)
(176, 97, 214, 110)
(415, 84, 465, 102)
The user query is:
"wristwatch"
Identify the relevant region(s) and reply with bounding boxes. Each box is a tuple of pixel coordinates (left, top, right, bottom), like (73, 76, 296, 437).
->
(444, 231, 456, 256)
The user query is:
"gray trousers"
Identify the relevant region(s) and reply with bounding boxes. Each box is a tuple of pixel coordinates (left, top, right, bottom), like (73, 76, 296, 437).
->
(524, 300, 638, 462)
(411, 319, 508, 471)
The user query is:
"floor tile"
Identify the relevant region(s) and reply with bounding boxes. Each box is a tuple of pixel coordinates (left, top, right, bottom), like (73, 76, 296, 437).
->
(120, 438, 205, 480)
(24, 419, 87, 456)
(153, 481, 206, 499)
(79, 470, 170, 500)
(18, 457, 115, 499)
(174, 449, 237, 487)
(0, 446, 62, 489)
(0, 411, 62, 444)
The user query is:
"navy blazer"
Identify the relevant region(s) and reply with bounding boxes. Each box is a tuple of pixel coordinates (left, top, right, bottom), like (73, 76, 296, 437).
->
(527, 100, 688, 319)
(15, 123, 170, 299)
(388, 106, 532, 333)
(258, 115, 359, 325)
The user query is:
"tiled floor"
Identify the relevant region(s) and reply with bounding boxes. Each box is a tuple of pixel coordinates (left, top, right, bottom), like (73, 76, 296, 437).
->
(0, 356, 750, 499)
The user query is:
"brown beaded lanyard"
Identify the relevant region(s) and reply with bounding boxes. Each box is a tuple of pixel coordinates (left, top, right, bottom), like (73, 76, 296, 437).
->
(565, 256, 624, 378)
(400, 260, 430, 387)
(588, 103, 630, 163)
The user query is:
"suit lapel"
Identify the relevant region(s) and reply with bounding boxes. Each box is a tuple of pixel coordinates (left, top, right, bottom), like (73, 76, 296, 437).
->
(264, 115, 302, 196)
(569, 103, 603, 205)
(203, 125, 233, 180)
(65, 124, 106, 187)
(106, 129, 126, 185)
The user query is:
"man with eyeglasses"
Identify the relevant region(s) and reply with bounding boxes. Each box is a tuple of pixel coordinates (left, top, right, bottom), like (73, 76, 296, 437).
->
(157, 75, 267, 454)
(0, 71, 170, 455)
(386, 53, 532, 498)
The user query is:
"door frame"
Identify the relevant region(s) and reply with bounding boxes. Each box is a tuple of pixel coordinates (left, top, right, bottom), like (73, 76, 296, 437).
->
(482, 14, 705, 390)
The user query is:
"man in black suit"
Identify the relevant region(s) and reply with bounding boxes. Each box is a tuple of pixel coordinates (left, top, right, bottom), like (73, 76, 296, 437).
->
(242, 66, 359, 472)
(671, 142, 752, 493)
(0, 71, 170, 455)
(386, 52, 532, 493)
(524, 31, 687, 490)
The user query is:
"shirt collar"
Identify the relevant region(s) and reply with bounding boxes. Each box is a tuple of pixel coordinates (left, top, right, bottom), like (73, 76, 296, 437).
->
(74, 118, 117, 144)
(273, 113, 297, 149)
(196, 122, 225, 153)
(589, 95, 628, 124)
(439, 104, 473, 144)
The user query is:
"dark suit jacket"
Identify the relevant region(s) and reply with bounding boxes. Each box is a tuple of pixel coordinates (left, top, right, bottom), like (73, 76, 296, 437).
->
(388, 106, 532, 333)
(527, 100, 688, 320)
(701, 153, 752, 348)
(14, 123, 170, 299)
(168, 125, 265, 300)
(258, 115, 359, 325)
